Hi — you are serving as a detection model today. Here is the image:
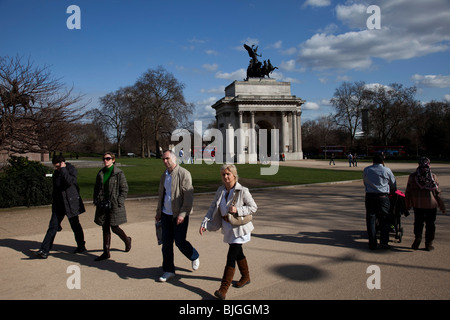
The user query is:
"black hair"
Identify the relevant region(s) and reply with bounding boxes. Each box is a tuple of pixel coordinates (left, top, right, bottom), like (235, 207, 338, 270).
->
(373, 154, 384, 164)
(52, 155, 65, 164)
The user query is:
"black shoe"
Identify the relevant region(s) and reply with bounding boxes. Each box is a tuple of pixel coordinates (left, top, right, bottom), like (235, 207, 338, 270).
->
(73, 246, 87, 254)
(32, 249, 48, 259)
(425, 242, 434, 251)
(380, 243, 391, 250)
(411, 238, 421, 250)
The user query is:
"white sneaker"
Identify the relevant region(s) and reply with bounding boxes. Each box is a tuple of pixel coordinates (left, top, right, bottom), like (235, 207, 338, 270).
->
(158, 272, 175, 282)
(192, 258, 200, 271)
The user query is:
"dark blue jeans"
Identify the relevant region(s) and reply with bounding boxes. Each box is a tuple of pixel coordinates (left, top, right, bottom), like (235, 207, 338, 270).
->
(161, 213, 199, 273)
(41, 210, 84, 253)
(365, 193, 390, 249)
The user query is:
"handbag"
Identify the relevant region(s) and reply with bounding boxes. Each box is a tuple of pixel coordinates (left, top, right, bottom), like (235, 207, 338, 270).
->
(226, 190, 252, 227)
(98, 199, 112, 210)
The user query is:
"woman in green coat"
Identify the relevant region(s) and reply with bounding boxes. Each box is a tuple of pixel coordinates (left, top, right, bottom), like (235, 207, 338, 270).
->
(93, 152, 131, 261)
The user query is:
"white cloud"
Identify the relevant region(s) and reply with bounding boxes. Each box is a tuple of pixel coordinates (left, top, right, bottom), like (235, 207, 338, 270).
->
(268, 40, 283, 49)
(303, 102, 320, 110)
(297, 0, 450, 71)
(205, 50, 218, 55)
(215, 68, 246, 81)
(335, 3, 367, 29)
(444, 94, 450, 102)
(281, 47, 297, 55)
(303, 0, 331, 8)
(192, 96, 218, 123)
(412, 74, 450, 88)
(279, 59, 296, 72)
(202, 63, 219, 72)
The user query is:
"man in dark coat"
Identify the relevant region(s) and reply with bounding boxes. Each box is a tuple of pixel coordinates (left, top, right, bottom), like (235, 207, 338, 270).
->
(33, 155, 86, 259)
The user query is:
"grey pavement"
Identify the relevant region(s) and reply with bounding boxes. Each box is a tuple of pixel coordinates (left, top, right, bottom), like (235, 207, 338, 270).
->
(1, 160, 449, 300)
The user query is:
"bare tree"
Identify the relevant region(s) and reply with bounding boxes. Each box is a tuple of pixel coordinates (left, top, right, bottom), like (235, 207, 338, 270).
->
(330, 81, 369, 148)
(366, 83, 417, 146)
(91, 87, 131, 157)
(0, 55, 86, 155)
(131, 66, 193, 157)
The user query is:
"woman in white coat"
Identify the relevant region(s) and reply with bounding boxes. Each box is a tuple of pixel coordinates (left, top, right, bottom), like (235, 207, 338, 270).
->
(199, 164, 257, 300)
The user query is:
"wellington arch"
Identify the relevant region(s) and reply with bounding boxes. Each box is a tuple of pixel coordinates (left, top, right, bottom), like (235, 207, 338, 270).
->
(211, 78, 305, 162)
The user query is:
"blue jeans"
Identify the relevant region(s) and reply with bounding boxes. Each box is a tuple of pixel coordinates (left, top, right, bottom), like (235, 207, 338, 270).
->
(161, 213, 199, 273)
(365, 193, 390, 249)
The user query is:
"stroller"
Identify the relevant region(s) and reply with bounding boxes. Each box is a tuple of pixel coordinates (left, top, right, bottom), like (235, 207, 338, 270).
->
(387, 190, 410, 243)
(375, 190, 409, 243)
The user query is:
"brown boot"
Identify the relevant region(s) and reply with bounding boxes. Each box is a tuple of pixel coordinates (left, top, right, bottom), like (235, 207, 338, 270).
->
(234, 258, 251, 288)
(95, 232, 111, 261)
(113, 226, 132, 252)
(214, 266, 235, 300)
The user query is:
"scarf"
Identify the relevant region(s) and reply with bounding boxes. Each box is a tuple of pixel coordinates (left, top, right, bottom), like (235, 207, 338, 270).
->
(415, 157, 437, 190)
(103, 165, 114, 198)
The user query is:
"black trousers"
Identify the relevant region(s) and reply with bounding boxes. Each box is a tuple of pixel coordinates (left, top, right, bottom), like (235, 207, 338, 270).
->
(413, 208, 437, 243)
(226, 243, 246, 268)
(365, 193, 390, 249)
(41, 210, 84, 253)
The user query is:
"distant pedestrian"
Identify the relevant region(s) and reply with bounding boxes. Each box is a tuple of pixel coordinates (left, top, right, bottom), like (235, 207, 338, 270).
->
(179, 148, 184, 164)
(93, 152, 131, 261)
(405, 157, 446, 251)
(353, 153, 358, 167)
(348, 153, 353, 167)
(363, 154, 397, 250)
(32, 155, 86, 259)
(329, 153, 335, 165)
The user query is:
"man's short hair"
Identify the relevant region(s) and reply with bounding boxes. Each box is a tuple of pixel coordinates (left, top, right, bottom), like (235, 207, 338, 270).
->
(373, 154, 384, 164)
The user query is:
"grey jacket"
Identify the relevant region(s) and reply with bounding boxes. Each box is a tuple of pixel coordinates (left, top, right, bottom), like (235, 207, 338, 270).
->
(156, 165, 194, 220)
(93, 166, 128, 226)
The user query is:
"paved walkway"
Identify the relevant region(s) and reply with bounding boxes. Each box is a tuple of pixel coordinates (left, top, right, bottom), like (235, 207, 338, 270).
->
(1, 160, 449, 300)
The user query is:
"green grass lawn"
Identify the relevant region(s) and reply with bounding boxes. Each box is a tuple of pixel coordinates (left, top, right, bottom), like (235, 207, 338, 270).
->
(75, 157, 402, 201)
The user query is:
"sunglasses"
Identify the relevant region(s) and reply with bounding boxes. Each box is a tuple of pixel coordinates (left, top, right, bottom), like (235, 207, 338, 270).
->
(103, 157, 113, 161)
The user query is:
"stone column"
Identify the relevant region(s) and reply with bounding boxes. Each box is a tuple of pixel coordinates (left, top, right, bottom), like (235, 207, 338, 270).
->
(280, 112, 286, 153)
(249, 111, 257, 163)
(296, 111, 303, 157)
(237, 111, 245, 163)
(292, 112, 297, 152)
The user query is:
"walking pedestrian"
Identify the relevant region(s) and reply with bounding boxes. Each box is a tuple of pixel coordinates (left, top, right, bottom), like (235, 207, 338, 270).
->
(199, 164, 257, 300)
(363, 154, 397, 250)
(405, 157, 446, 251)
(32, 155, 86, 259)
(329, 153, 335, 165)
(93, 152, 131, 261)
(155, 150, 199, 282)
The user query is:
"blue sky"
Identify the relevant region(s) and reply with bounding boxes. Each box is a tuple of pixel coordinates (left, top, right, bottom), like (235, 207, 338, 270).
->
(1, 0, 450, 126)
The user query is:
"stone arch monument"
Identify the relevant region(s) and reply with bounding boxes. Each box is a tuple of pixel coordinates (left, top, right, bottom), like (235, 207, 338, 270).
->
(211, 78, 305, 161)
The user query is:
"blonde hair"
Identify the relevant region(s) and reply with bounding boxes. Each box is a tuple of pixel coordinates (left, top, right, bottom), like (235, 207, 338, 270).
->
(220, 164, 238, 182)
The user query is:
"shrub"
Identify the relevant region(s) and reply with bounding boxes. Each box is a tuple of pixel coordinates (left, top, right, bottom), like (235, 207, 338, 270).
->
(0, 156, 53, 208)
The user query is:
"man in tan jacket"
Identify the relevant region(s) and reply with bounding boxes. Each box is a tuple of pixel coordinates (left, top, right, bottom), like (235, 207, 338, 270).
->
(155, 150, 199, 282)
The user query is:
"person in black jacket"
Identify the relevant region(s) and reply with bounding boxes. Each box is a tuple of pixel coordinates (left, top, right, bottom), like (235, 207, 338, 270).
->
(32, 155, 86, 259)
